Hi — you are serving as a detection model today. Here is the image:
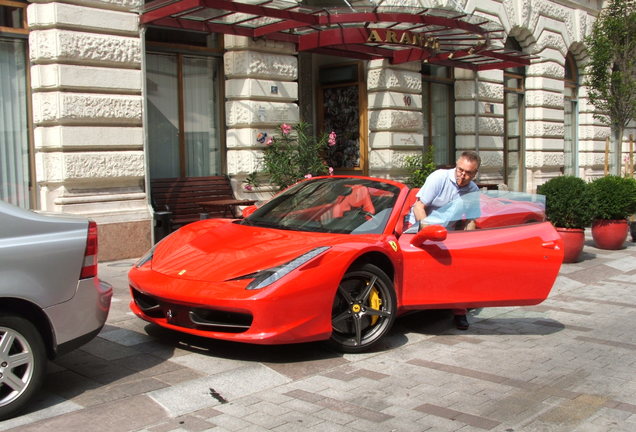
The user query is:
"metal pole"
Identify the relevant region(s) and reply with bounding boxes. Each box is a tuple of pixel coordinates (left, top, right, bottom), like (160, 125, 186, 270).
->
(474, 72, 480, 153)
(630, 134, 634, 177)
(605, 137, 609, 176)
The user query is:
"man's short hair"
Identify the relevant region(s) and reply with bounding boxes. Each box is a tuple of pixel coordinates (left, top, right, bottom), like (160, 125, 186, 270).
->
(458, 151, 481, 168)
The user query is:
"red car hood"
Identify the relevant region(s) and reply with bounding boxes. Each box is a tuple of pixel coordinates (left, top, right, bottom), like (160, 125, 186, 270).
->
(151, 219, 346, 282)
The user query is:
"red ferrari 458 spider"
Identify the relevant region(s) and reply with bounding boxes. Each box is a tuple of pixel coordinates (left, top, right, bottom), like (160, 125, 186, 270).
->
(129, 176, 563, 352)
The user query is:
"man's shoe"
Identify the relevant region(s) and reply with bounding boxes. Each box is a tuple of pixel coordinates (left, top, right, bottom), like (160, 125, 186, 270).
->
(454, 314, 469, 330)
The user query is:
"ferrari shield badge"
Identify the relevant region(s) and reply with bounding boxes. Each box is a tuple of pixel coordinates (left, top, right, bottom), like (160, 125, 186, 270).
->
(389, 241, 398, 252)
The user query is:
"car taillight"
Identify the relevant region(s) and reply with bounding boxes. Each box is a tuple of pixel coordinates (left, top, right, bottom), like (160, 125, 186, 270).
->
(80, 221, 98, 279)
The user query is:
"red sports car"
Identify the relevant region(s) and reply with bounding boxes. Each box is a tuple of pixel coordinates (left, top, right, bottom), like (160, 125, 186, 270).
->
(129, 176, 563, 352)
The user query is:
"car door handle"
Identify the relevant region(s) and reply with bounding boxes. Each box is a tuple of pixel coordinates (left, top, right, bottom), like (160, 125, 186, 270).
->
(542, 241, 560, 250)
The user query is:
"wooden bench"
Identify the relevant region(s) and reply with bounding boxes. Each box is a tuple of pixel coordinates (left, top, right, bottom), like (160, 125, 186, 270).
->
(150, 176, 256, 235)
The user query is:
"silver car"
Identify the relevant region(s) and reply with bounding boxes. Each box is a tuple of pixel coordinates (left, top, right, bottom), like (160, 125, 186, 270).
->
(0, 200, 112, 419)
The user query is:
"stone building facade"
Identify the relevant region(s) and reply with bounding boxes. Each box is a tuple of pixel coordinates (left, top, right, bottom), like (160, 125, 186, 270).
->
(2, 0, 633, 260)
(26, 0, 148, 260)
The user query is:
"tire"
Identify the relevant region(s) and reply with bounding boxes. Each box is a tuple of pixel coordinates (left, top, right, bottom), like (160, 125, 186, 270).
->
(330, 263, 397, 353)
(0, 314, 47, 420)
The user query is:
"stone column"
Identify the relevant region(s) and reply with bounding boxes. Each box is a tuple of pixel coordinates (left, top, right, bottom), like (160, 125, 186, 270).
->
(28, 0, 150, 260)
(577, 82, 610, 178)
(525, 61, 566, 192)
(223, 35, 298, 199)
(367, 59, 423, 180)
(577, 50, 611, 178)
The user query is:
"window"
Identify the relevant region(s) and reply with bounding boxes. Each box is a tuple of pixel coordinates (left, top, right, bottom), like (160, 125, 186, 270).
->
(1, 0, 30, 208)
(504, 38, 526, 191)
(0, 0, 26, 34)
(564, 53, 579, 176)
(145, 31, 222, 179)
(422, 65, 454, 165)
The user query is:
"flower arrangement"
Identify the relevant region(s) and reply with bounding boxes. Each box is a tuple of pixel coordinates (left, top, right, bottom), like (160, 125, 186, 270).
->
(261, 122, 335, 190)
(243, 171, 260, 191)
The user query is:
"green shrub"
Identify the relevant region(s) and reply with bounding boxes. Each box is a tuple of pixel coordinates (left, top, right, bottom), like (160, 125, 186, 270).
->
(262, 122, 331, 190)
(537, 176, 595, 229)
(403, 146, 437, 188)
(588, 175, 636, 220)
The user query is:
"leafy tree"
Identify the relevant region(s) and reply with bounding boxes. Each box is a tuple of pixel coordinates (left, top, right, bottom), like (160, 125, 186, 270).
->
(584, 0, 636, 174)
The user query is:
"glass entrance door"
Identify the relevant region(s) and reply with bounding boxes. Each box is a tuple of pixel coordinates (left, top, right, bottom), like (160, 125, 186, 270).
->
(318, 62, 366, 174)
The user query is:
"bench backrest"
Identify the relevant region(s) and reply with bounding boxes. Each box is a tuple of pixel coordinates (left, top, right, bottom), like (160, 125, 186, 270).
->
(150, 176, 236, 229)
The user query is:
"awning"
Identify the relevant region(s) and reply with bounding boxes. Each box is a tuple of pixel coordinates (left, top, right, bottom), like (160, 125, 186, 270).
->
(141, 0, 534, 70)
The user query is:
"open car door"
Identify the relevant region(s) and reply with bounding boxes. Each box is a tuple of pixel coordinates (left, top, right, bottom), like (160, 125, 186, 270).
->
(397, 191, 563, 310)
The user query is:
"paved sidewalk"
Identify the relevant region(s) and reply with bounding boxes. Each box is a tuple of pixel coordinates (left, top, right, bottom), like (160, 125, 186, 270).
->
(2, 233, 636, 432)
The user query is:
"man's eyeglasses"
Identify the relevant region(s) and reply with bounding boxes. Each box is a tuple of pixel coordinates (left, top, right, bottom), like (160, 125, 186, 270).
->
(456, 167, 478, 177)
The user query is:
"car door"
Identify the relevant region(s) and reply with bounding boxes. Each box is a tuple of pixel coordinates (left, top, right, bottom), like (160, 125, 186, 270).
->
(397, 219, 563, 310)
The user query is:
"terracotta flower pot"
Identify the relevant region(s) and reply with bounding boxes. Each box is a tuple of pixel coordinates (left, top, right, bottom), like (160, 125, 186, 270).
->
(556, 227, 585, 263)
(591, 219, 628, 250)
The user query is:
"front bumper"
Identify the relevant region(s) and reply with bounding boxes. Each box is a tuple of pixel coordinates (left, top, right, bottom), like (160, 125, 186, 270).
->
(128, 266, 335, 345)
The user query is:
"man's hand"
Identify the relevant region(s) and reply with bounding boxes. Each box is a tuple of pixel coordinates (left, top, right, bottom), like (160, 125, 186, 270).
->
(413, 199, 427, 223)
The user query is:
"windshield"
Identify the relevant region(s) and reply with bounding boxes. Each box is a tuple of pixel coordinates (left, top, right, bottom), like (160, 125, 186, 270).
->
(239, 177, 400, 234)
(405, 190, 546, 233)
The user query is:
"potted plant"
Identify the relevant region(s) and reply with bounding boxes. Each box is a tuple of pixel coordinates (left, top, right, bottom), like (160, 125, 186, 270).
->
(588, 175, 636, 249)
(537, 176, 595, 263)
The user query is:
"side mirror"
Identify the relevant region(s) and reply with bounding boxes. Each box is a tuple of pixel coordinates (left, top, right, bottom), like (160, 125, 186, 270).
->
(410, 225, 448, 247)
(242, 205, 257, 218)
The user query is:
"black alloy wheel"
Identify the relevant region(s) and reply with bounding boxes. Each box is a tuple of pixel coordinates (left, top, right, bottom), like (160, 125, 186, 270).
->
(330, 263, 396, 353)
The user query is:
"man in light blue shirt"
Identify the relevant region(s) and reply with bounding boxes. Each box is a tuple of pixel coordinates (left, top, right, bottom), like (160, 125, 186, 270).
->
(410, 150, 481, 329)
(410, 151, 481, 228)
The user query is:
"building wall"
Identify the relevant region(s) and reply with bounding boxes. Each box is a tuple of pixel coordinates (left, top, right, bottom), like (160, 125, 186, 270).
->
(354, 0, 635, 188)
(367, 60, 424, 180)
(27, 0, 150, 260)
(21, 0, 636, 260)
(459, 0, 633, 187)
(223, 34, 299, 201)
(335, 0, 620, 189)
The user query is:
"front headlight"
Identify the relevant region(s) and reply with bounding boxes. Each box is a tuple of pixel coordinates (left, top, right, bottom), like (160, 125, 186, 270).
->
(236, 246, 330, 290)
(135, 233, 173, 268)
(134, 246, 155, 268)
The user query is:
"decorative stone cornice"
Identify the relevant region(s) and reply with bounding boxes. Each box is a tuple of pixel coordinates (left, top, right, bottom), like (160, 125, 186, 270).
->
(32, 92, 142, 125)
(224, 51, 297, 80)
(367, 68, 422, 92)
(369, 110, 422, 131)
(30, 29, 141, 66)
(225, 101, 299, 128)
(36, 151, 145, 182)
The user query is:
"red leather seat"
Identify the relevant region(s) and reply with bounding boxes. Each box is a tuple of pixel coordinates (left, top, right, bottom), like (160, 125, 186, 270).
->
(332, 185, 375, 217)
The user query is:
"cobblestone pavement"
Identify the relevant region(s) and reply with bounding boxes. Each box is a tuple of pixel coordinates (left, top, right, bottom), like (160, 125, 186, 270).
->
(2, 233, 636, 432)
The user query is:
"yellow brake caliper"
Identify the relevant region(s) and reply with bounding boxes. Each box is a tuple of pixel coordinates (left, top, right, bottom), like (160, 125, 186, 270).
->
(369, 286, 382, 325)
